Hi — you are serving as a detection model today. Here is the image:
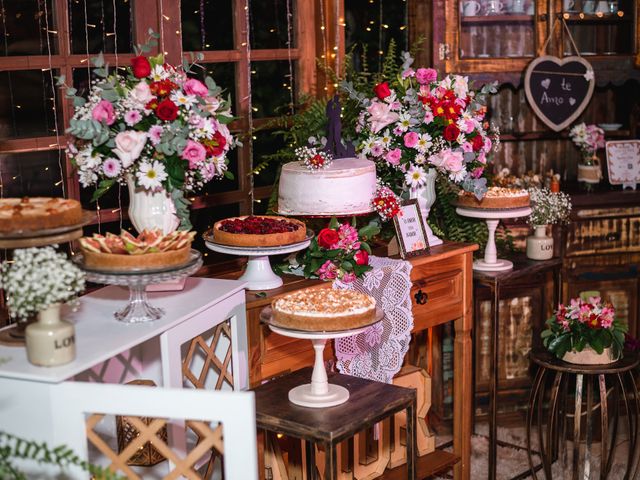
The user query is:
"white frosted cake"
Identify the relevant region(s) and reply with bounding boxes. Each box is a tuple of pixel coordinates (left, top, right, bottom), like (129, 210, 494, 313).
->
(278, 158, 376, 216)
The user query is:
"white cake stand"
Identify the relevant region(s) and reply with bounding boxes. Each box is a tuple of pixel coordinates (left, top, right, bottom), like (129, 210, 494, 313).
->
(204, 232, 312, 290)
(456, 206, 532, 272)
(264, 308, 384, 408)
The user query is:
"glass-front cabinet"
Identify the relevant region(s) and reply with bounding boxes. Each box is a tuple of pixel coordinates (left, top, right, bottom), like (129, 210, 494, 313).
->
(434, 0, 639, 81)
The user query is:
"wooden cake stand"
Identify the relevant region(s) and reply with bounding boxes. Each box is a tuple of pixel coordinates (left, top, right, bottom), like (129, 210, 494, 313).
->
(456, 206, 532, 271)
(262, 308, 383, 408)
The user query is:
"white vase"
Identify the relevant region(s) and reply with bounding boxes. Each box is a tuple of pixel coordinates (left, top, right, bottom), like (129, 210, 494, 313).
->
(25, 303, 76, 367)
(409, 168, 443, 246)
(526, 225, 554, 260)
(562, 346, 618, 365)
(126, 174, 180, 235)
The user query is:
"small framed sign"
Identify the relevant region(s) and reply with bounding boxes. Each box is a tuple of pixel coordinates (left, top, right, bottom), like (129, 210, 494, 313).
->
(393, 199, 430, 259)
(605, 140, 640, 190)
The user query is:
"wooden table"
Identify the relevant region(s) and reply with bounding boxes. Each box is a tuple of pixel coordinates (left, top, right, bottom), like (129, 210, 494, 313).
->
(473, 256, 563, 480)
(208, 242, 477, 480)
(252, 367, 417, 480)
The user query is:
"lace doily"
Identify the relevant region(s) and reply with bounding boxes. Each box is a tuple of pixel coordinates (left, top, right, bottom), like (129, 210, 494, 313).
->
(333, 255, 414, 383)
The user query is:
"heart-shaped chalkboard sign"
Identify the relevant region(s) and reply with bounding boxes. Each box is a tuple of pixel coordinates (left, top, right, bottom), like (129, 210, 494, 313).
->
(524, 55, 595, 132)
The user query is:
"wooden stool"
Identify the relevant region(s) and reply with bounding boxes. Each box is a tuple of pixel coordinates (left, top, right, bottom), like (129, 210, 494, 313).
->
(252, 367, 417, 480)
(526, 349, 640, 480)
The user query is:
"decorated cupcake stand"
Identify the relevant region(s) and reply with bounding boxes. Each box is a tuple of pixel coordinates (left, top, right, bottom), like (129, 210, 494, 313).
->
(261, 307, 384, 408)
(204, 230, 313, 291)
(455, 206, 532, 271)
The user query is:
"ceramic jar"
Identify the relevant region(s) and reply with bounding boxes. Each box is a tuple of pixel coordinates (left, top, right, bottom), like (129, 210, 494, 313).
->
(25, 303, 76, 366)
(526, 225, 554, 260)
(563, 346, 618, 365)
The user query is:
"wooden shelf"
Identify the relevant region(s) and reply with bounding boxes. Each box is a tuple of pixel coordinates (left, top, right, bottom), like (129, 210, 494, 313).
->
(461, 14, 534, 25)
(379, 449, 460, 479)
(499, 129, 631, 141)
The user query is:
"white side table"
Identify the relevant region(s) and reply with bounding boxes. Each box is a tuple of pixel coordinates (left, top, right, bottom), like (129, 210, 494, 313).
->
(0, 277, 248, 477)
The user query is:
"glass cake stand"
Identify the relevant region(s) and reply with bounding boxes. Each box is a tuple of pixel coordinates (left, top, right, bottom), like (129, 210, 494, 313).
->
(455, 206, 532, 271)
(73, 250, 203, 323)
(203, 231, 313, 291)
(261, 307, 384, 408)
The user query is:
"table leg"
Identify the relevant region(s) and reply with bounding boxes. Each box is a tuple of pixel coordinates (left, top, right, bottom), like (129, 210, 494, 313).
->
(305, 440, 316, 480)
(526, 365, 545, 480)
(599, 374, 609, 480)
(584, 375, 593, 480)
(572, 374, 583, 480)
(627, 370, 640, 479)
(323, 442, 337, 480)
(488, 282, 500, 480)
(406, 400, 417, 480)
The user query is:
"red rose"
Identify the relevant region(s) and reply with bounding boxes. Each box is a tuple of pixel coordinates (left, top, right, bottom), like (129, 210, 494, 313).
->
(443, 124, 460, 142)
(130, 56, 151, 78)
(317, 228, 340, 249)
(354, 249, 369, 266)
(472, 134, 484, 152)
(373, 82, 391, 100)
(155, 98, 179, 121)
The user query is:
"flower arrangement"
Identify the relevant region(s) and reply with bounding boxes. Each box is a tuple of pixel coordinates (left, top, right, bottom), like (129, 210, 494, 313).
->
(569, 123, 605, 161)
(527, 187, 572, 227)
(542, 296, 627, 360)
(343, 54, 498, 200)
(0, 247, 85, 319)
(294, 145, 333, 171)
(371, 183, 402, 222)
(60, 31, 237, 228)
(279, 218, 380, 282)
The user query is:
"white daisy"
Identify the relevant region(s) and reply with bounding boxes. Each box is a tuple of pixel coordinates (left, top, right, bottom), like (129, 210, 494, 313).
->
(380, 130, 393, 147)
(405, 165, 427, 188)
(416, 133, 433, 153)
(150, 65, 170, 82)
(414, 153, 426, 165)
(170, 90, 197, 109)
(136, 160, 168, 190)
(361, 137, 375, 155)
(396, 113, 412, 132)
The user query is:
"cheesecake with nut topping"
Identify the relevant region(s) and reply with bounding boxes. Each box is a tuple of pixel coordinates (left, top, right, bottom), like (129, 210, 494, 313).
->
(456, 187, 530, 210)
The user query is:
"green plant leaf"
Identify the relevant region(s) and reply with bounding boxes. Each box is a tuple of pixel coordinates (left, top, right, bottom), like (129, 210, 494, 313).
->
(91, 179, 116, 202)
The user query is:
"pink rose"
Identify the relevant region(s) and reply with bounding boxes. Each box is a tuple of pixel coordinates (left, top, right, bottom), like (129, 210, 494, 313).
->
(92, 100, 115, 125)
(183, 78, 209, 97)
(130, 81, 153, 106)
(442, 150, 464, 172)
(404, 131, 419, 148)
(113, 131, 147, 168)
(460, 119, 475, 134)
(385, 148, 402, 166)
(416, 68, 437, 85)
(181, 140, 207, 168)
(483, 137, 493, 153)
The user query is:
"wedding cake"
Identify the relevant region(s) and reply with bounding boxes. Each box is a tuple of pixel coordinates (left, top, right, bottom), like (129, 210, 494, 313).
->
(277, 157, 376, 216)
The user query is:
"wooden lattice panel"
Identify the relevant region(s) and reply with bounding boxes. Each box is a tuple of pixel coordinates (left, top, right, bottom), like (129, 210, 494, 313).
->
(86, 413, 223, 480)
(183, 321, 234, 391)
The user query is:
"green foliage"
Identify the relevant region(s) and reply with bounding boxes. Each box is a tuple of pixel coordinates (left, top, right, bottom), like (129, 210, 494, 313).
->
(0, 431, 123, 480)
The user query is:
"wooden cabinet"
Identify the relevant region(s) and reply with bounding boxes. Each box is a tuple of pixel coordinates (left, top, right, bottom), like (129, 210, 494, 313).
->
(433, 0, 640, 83)
(561, 189, 640, 338)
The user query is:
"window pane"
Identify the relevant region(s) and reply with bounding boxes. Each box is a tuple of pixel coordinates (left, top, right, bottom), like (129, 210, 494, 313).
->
(345, 0, 408, 72)
(251, 60, 296, 118)
(0, 70, 62, 139)
(252, 130, 284, 188)
(0, 151, 64, 197)
(181, 0, 234, 51)
(250, 0, 296, 49)
(69, 0, 132, 54)
(194, 62, 237, 114)
(0, 0, 57, 56)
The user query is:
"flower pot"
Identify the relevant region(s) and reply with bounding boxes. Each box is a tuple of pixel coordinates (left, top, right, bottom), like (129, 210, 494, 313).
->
(408, 168, 443, 246)
(526, 225, 554, 260)
(126, 174, 180, 235)
(577, 156, 602, 184)
(25, 303, 76, 367)
(562, 346, 619, 365)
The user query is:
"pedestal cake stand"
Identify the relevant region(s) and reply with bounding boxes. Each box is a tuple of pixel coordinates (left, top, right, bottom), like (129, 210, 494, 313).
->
(262, 308, 384, 408)
(73, 250, 203, 323)
(204, 232, 312, 291)
(455, 206, 532, 272)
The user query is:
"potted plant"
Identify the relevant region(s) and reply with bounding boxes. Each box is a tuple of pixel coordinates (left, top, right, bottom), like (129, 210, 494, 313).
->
(542, 296, 627, 364)
(526, 187, 572, 260)
(61, 30, 237, 232)
(569, 123, 605, 186)
(1, 247, 85, 366)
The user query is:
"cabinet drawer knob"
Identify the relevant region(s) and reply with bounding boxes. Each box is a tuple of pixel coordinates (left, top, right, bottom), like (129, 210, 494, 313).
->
(414, 290, 429, 305)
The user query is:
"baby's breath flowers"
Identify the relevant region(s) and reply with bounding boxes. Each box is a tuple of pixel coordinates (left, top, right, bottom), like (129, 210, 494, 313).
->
(295, 146, 333, 171)
(0, 247, 85, 319)
(528, 188, 572, 227)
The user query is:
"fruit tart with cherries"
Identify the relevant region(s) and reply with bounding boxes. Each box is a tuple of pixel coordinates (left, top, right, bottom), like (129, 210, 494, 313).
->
(212, 215, 307, 247)
(78, 229, 195, 272)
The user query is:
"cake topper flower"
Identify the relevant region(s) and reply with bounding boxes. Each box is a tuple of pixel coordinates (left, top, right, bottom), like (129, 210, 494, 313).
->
(295, 146, 333, 172)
